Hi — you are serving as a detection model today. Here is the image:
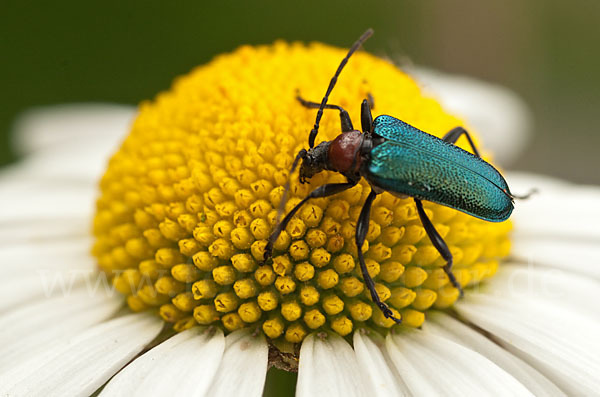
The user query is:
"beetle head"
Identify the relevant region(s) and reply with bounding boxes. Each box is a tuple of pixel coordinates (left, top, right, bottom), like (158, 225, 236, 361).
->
(299, 141, 330, 183)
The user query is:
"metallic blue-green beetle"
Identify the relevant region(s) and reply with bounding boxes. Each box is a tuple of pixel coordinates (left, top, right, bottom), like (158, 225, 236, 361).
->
(263, 29, 525, 323)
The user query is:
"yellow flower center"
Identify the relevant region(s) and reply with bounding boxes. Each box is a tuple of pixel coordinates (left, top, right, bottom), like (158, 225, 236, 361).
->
(92, 41, 511, 346)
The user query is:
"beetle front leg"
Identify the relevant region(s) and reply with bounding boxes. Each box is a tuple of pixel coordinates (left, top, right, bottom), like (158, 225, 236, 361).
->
(262, 180, 358, 264)
(414, 198, 464, 297)
(443, 126, 481, 158)
(296, 94, 354, 133)
(357, 189, 401, 323)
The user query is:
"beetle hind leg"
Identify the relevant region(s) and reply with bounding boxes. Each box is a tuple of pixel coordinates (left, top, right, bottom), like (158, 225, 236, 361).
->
(414, 198, 464, 297)
(357, 190, 402, 323)
(443, 126, 481, 158)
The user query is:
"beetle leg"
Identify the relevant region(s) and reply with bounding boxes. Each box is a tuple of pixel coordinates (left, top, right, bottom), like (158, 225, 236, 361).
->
(366, 92, 375, 110)
(262, 180, 358, 263)
(414, 198, 464, 297)
(296, 94, 354, 132)
(443, 126, 481, 158)
(357, 190, 402, 323)
(360, 99, 374, 134)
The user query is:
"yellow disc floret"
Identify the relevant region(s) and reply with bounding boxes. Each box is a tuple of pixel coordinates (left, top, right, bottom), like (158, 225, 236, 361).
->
(92, 40, 511, 345)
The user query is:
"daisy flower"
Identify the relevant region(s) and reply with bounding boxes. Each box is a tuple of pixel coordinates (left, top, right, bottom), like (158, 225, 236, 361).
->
(0, 39, 598, 396)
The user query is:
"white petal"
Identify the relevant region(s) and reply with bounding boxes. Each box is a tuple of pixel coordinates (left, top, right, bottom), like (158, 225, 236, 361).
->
(0, 285, 123, 372)
(504, 172, 600, 242)
(505, 172, 570, 194)
(0, 179, 95, 248)
(413, 69, 532, 166)
(426, 312, 564, 396)
(205, 328, 269, 397)
(511, 237, 600, 279)
(510, 184, 600, 241)
(101, 327, 225, 396)
(11, 104, 134, 155)
(0, 142, 113, 184)
(0, 217, 90, 246)
(2, 105, 133, 187)
(455, 292, 600, 395)
(0, 238, 99, 313)
(0, 181, 95, 223)
(0, 268, 101, 314)
(297, 333, 367, 397)
(484, 264, 600, 318)
(353, 329, 409, 396)
(0, 313, 163, 396)
(386, 329, 534, 396)
(383, 333, 437, 396)
(0, 237, 92, 276)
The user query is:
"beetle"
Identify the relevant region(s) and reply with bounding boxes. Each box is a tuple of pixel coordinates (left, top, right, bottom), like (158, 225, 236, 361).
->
(262, 28, 530, 323)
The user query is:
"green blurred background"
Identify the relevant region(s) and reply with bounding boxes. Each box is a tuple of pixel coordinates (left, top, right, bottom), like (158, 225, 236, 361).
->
(3, 0, 600, 184)
(1, 0, 598, 394)
(2, 0, 600, 184)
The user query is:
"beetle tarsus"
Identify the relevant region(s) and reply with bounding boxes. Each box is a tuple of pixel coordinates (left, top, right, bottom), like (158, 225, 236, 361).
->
(355, 189, 402, 324)
(379, 302, 402, 324)
(261, 244, 273, 266)
(445, 262, 465, 297)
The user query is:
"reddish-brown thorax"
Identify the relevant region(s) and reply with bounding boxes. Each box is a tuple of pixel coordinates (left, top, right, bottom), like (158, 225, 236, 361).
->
(328, 131, 364, 173)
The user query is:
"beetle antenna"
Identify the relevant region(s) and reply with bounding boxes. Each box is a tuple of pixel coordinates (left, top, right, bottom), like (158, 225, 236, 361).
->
(307, 28, 374, 148)
(261, 149, 307, 264)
